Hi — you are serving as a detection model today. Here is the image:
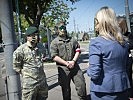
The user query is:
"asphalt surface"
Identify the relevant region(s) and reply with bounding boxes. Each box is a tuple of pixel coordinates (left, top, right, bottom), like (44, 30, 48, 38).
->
(0, 42, 90, 100)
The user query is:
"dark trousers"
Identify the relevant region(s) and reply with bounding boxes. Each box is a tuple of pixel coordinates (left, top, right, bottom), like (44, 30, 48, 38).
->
(127, 57, 133, 98)
(58, 66, 87, 100)
(90, 90, 129, 100)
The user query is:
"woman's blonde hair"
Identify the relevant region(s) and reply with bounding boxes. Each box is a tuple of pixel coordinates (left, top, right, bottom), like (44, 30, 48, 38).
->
(94, 6, 124, 45)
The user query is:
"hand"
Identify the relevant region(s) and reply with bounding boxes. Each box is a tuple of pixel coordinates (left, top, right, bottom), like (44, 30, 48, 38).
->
(67, 60, 75, 69)
(129, 98, 133, 100)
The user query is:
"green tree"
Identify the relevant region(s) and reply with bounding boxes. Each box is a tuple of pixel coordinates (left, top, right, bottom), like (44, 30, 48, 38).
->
(12, 0, 79, 27)
(14, 14, 29, 32)
(41, 0, 76, 29)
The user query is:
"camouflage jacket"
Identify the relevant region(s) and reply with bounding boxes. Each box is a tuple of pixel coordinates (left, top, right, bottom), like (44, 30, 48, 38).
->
(13, 42, 46, 81)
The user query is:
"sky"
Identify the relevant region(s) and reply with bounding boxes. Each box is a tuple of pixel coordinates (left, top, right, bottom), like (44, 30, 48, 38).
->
(65, 0, 133, 32)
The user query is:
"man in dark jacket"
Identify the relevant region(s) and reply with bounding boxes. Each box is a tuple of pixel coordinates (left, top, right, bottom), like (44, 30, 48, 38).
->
(50, 21, 87, 100)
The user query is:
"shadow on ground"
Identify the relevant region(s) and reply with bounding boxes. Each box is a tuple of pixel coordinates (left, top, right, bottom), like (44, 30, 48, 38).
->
(78, 53, 88, 63)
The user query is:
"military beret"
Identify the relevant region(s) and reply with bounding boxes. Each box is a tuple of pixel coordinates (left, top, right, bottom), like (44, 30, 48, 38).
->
(25, 26, 38, 36)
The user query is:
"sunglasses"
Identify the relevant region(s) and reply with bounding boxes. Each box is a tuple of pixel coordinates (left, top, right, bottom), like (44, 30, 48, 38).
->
(58, 25, 66, 31)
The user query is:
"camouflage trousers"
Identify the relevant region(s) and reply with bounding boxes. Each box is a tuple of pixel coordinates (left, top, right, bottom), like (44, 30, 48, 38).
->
(22, 77, 48, 100)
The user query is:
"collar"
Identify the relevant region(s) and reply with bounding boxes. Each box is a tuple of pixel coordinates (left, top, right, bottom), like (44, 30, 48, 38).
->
(58, 36, 70, 42)
(26, 41, 32, 47)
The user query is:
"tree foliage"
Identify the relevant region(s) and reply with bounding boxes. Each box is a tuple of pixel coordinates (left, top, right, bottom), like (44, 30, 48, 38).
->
(41, 0, 76, 30)
(12, 0, 79, 28)
(14, 14, 29, 32)
(12, 0, 53, 27)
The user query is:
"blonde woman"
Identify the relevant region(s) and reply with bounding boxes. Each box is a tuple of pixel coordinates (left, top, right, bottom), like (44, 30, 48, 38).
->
(87, 6, 130, 100)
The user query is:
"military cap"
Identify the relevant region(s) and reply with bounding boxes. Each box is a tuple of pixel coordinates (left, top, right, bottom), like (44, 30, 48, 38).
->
(25, 26, 38, 36)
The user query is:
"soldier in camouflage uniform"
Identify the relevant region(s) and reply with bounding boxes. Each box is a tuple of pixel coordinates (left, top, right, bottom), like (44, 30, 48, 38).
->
(13, 26, 48, 100)
(50, 21, 87, 100)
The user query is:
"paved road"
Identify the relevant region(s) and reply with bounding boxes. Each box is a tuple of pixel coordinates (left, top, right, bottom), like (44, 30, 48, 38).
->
(0, 42, 90, 100)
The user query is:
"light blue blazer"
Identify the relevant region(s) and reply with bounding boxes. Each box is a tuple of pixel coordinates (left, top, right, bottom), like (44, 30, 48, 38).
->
(87, 36, 130, 93)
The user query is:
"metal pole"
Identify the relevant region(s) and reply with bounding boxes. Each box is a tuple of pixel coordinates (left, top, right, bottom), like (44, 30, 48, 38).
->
(15, 0, 22, 45)
(46, 28, 51, 58)
(73, 18, 77, 39)
(125, 0, 131, 32)
(77, 24, 79, 41)
(0, 0, 21, 100)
